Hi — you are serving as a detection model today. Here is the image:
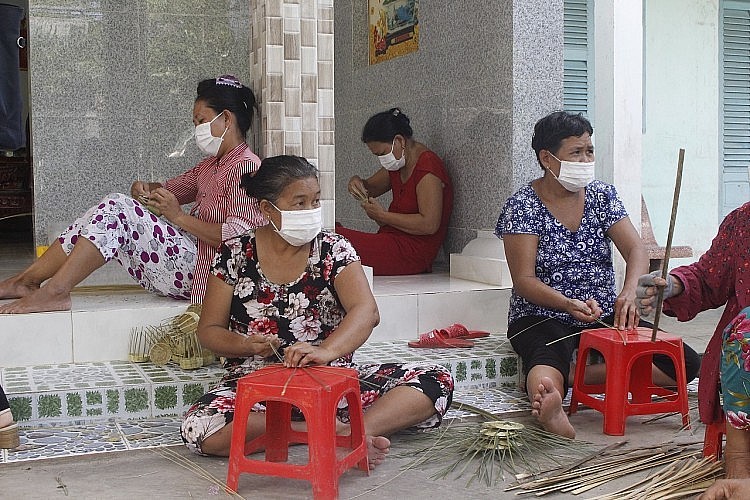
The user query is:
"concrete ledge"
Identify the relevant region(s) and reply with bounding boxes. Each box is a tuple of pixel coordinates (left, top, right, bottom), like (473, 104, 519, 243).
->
(0, 272, 511, 366)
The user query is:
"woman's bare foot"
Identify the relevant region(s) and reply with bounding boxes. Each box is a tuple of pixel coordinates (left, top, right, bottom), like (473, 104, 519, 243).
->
(0, 275, 40, 300)
(366, 435, 390, 469)
(0, 286, 72, 314)
(531, 376, 575, 439)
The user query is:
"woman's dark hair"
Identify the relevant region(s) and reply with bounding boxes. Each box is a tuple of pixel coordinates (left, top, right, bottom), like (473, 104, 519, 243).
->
(241, 155, 319, 203)
(531, 111, 593, 168)
(196, 75, 258, 138)
(361, 107, 413, 143)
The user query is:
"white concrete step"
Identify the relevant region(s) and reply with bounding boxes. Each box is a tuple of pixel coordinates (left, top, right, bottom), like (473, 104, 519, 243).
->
(0, 272, 511, 367)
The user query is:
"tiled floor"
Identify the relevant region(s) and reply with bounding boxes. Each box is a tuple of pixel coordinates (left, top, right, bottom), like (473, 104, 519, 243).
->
(0, 387, 537, 465)
(0, 231, 719, 468)
(1, 380, 702, 465)
(0, 335, 526, 464)
(1, 417, 182, 463)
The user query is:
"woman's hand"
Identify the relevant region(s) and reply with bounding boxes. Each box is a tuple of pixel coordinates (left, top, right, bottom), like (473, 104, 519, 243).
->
(567, 298, 602, 323)
(348, 175, 369, 202)
(699, 479, 750, 500)
(131, 181, 150, 199)
(241, 334, 280, 358)
(635, 271, 682, 317)
(362, 198, 387, 225)
(283, 342, 336, 368)
(613, 292, 639, 330)
(147, 187, 182, 222)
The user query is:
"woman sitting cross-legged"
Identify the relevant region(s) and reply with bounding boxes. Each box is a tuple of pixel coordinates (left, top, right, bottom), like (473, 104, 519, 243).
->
(180, 155, 454, 467)
(0, 74, 263, 313)
(496, 111, 700, 439)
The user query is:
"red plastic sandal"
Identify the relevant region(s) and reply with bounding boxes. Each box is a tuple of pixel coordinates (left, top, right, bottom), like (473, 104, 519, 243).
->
(408, 329, 475, 348)
(442, 323, 490, 339)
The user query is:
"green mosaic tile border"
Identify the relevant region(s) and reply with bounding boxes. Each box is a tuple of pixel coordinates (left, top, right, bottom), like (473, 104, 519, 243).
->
(355, 337, 521, 389)
(440, 355, 520, 388)
(8, 387, 152, 423)
(150, 381, 215, 417)
(4, 363, 223, 424)
(3, 340, 520, 424)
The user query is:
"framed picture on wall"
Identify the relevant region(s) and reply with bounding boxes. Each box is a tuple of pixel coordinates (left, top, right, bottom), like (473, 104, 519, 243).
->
(368, 0, 419, 65)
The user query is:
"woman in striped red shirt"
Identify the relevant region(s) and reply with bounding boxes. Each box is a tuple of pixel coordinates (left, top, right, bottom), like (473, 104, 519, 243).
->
(0, 75, 265, 313)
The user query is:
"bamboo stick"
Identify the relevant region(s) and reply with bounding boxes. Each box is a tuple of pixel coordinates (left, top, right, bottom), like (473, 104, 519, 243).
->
(652, 148, 685, 342)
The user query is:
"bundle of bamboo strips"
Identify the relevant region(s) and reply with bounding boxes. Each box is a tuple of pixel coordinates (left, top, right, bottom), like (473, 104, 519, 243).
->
(507, 443, 720, 498)
(589, 454, 722, 500)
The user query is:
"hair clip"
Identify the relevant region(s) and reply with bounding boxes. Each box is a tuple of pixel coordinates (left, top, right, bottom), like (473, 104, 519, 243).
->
(391, 108, 401, 116)
(216, 75, 242, 88)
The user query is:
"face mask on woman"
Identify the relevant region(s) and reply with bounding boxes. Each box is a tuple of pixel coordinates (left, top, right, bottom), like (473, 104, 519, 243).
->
(547, 153, 595, 192)
(195, 112, 228, 156)
(378, 138, 406, 171)
(269, 203, 322, 246)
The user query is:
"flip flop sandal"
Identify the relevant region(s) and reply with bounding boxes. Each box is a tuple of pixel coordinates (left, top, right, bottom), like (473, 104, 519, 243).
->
(408, 329, 475, 348)
(442, 323, 491, 339)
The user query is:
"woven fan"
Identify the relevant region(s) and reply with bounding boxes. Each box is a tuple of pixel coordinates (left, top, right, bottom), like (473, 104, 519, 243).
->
(398, 401, 593, 486)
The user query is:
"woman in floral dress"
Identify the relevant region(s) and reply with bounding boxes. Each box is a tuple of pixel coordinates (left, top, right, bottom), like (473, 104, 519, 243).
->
(636, 200, 750, 482)
(181, 155, 454, 467)
(700, 311, 750, 500)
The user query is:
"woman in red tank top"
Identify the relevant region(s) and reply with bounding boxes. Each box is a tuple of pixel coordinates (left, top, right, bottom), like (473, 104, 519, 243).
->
(336, 108, 453, 276)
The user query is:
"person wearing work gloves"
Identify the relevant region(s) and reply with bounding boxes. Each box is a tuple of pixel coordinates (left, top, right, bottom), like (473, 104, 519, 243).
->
(636, 202, 750, 482)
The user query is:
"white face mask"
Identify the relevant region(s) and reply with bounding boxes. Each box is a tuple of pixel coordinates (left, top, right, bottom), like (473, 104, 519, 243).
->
(195, 112, 228, 156)
(547, 153, 595, 192)
(377, 138, 406, 171)
(269, 202, 322, 246)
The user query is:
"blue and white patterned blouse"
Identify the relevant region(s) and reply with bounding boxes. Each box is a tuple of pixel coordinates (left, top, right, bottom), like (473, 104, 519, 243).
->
(495, 180, 628, 327)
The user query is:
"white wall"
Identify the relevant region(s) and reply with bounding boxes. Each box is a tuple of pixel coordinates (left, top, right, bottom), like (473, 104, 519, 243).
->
(642, 0, 720, 263)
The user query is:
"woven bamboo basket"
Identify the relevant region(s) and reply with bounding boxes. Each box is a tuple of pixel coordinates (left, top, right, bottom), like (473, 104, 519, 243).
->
(170, 327, 204, 369)
(128, 325, 160, 362)
(171, 311, 200, 335)
(149, 340, 173, 365)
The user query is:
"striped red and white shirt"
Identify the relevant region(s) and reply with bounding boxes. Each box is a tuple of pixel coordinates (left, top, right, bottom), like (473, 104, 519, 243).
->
(164, 142, 265, 302)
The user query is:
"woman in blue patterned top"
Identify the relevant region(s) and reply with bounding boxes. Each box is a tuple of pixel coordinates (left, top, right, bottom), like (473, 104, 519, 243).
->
(496, 111, 699, 438)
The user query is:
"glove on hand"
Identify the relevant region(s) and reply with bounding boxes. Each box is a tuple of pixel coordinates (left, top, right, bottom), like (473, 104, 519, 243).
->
(635, 270, 676, 316)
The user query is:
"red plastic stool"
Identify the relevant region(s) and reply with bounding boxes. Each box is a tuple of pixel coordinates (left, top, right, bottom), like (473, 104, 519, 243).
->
(569, 327, 690, 436)
(703, 411, 726, 459)
(226, 365, 369, 499)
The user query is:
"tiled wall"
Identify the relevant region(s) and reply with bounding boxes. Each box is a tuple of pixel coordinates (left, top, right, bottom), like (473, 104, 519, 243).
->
(250, 0, 335, 229)
(333, 1, 564, 256)
(28, 0, 252, 244)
